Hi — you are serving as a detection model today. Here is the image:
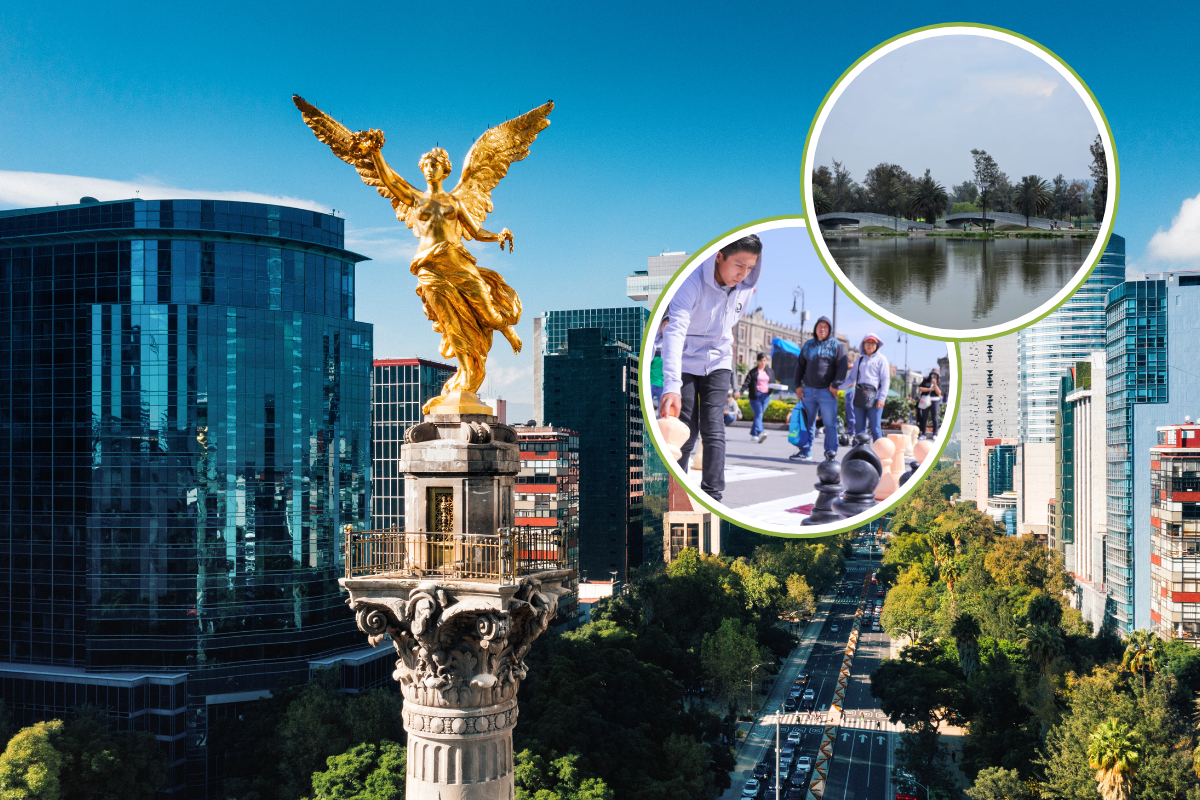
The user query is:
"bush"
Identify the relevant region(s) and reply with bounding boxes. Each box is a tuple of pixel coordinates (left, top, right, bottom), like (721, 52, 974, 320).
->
(736, 399, 797, 424)
(884, 396, 912, 425)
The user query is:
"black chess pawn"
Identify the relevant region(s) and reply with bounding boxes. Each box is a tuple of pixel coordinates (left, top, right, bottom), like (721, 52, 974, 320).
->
(833, 433, 882, 518)
(802, 454, 844, 526)
(898, 459, 920, 487)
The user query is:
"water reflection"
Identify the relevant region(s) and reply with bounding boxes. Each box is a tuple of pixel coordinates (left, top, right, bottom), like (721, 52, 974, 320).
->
(826, 237, 1090, 330)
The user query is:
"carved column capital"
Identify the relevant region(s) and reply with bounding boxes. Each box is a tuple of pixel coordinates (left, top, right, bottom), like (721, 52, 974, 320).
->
(342, 572, 569, 709)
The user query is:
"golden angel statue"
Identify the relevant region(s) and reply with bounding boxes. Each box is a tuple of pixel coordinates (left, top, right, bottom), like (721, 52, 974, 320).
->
(293, 95, 552, 416)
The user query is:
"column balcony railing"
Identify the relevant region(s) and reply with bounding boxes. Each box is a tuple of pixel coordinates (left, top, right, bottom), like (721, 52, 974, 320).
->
(344, 526, 566, 583)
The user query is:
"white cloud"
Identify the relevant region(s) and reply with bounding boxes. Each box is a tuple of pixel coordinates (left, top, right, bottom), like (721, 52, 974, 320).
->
(1147, 192, 1200, 262)
(484, 364, 533, 390)
(344, 225, 418, 262)
(0, 170, 329, 213)
(979, 74, 1058, 99)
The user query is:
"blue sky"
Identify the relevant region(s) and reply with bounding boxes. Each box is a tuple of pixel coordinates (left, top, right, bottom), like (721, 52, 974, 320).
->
(751, 226, 947, 373)
(2, 3, 1200, 406)
(814, 34, 1099, 190)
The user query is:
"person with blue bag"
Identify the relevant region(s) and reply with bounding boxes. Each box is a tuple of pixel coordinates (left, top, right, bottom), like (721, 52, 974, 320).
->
(788, 400, 810, 452)
(789, 315, 848, 462)
(843, 333, 889, 441)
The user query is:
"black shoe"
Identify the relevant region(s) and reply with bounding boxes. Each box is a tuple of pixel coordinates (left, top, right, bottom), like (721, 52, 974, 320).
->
(790, 451, 809, 461)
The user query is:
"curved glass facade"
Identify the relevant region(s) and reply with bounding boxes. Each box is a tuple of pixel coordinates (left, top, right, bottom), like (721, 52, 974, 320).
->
(1018, 235, 1126, 443)
(0, 198, 372, 795)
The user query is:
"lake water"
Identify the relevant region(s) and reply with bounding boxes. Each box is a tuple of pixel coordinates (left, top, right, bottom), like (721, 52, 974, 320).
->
(824, 236, 1092, 330)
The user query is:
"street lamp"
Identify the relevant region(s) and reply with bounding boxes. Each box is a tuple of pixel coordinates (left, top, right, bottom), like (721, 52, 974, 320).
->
(792, 287, 809, 325)
(747, 662, 766, 716)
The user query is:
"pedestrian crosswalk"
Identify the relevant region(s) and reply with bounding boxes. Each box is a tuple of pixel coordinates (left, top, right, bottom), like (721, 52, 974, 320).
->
(767, 711, 904, 733)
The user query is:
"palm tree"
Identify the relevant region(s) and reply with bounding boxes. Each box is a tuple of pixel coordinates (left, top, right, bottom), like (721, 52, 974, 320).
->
(908, 169, 949, 225)
(812, 185, 832, 216)
(1121, 629, 1163, 698)
(951, 613, 982, 681)
(1019, 623, 1064, 675)
(1087, 718, 1139, 800)
(1014, 175, 1052, 228)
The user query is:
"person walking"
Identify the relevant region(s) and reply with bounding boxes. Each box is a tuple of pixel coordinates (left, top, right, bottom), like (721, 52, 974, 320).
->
(789, 316, 848, 462)
(660, 235, 763, 502)
(739, 352, 776, 443)
(915, 367, 943, 438)
(844, 333, 889, 441)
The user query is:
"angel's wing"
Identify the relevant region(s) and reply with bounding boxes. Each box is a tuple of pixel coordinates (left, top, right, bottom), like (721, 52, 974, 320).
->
(451, 102, 553, 237)
(293, 95, 420, 227)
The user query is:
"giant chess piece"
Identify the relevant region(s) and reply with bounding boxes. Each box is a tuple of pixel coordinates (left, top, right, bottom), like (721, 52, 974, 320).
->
(899, 459, 920, 487)
(833, 432, 882, 519)
(802, 454, 845, 526)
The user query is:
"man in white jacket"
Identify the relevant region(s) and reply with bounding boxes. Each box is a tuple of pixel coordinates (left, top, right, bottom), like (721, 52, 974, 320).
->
(659, 235, 763, 501)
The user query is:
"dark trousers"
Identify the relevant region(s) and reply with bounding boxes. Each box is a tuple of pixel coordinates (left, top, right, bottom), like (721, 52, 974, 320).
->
(915, 400, 941, 435)
(678, 369, 730, 501)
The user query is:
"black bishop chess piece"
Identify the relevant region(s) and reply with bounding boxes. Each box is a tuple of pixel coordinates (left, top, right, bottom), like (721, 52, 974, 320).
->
(899, 459, 921, 487)
(832, 432, 882, 519)
(802, 452, 845, 526)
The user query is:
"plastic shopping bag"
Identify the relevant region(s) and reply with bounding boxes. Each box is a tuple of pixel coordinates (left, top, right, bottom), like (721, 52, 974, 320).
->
(788, 403, 810, 448)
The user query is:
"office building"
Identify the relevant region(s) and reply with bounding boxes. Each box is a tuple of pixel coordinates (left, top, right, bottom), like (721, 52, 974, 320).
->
(514, 426, 580, 627)
(1019, 234, 1126, 443)
(542, 328, 643, 581)
(663, 475, 720, 562)
(0, 197, 374, 796)
(960, 334, 1020, 506)
(371, 358, 454, 531)
(1149, 419, 1200, 643)
(626, 251, 689, 308)
(1052, 354, 1109, 630)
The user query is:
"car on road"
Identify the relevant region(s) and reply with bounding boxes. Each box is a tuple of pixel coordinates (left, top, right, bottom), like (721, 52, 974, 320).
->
(800, 696, 815, 711)
(896, 794, 919, 800)
(742, 778, 761, 798)
(787, 729, 802, 745)
(785, 789, 804, 800)
(782, 697, 798, 712)
(754, 762, 771, 780)
(788, 686, 802, 697)
(796, 756, 812, 772)
(802, 688, 815, 699)
(830, 624, 839, 633)
(787, 770, 808, 789)
(795, 673, 809, 686)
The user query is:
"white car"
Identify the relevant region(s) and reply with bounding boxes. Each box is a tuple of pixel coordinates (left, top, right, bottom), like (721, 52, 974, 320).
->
(796, 756, 813, 773)
(742, 778, 761, 798)
(787, 729, 802, 744)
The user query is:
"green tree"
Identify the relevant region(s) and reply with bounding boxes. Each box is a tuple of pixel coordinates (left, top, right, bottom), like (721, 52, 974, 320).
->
(53, 707, 168, 800)
(812, 185, 832, 216)
(908, 169, 949, 225)
(1019, 623, 1064, 676)
(309, 740, 405, 800)
(1014, 175, 1052, 227)
(880, 583, 940, 643)
(952, 613, 983, 682)
(1087, 719, 1139, 800)
(701, 618, 768, 714)
(729, 560, 783, 612)
(865, 163, 914, 228)
(828, 160, 858, 212)
(783, 574, 817, 620)
(970, 149, 1002, 229)
(967, 767, 1028, 800)
(1090, 135, 1108, 223)
(514, 751, 614, 800)
(0, 720, 63, 800)
(1120, 630, 1164, 699)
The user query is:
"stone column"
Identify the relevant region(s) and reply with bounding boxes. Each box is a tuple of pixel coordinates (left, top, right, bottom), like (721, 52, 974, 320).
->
(344, 575, 568, 800)
(340, 411, 567, 800)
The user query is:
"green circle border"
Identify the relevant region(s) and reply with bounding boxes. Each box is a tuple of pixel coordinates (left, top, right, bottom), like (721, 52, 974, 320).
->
(639, 214, 963, 539)
(799, 22, 1120, 343)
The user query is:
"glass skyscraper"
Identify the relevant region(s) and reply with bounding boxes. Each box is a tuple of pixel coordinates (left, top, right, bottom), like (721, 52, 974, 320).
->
(1019, 234, 1126, 443)
(543, 328, 643, 581)
(1105, 278, 1168, 634)
(371, 358, 454, 531)
(0, 198, 373, 796)
(541, 307, 650, 355)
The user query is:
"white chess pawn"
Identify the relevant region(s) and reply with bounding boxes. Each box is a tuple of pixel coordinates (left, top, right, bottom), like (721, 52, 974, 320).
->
(658, 416, 690, 461)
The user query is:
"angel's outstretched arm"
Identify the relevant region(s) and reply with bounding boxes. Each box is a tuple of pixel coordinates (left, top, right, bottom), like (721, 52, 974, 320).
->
(364, 146, 419, 208)
(457, 205, 513, 251)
